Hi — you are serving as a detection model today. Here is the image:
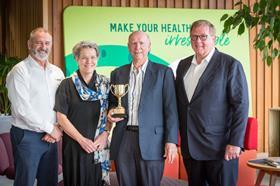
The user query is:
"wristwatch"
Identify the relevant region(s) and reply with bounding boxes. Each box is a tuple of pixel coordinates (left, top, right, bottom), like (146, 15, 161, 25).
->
(104, 128, 110, 135)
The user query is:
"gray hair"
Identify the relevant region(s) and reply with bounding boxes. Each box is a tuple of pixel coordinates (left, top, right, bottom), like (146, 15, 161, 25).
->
(190, 20, 216, 36)
(29, 27, 52, 42)
(72, 41, 100, 58)
(128, 31, 151, 44)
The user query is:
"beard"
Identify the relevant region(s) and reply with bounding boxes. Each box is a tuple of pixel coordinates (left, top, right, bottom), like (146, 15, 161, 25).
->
(31, 48, 49, 61)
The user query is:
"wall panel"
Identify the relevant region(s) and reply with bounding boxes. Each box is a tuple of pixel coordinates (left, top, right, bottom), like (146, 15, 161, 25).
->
(272, 58, 280, 107)
(1, 0, 280, 153)
(217, 0, 224, 9)
(191, 0, 199, 8)
(174, 0, 183, 8)
(209, 0, 216, 9)
(93, 0, 103, 6)
(1, 0, 42, 58)
(52, 0, 63, 68)
(200, 0, 209, 9)
(264, 59, 272, 152)
(183, 0, 191, 8)
(166, 0, 174, 8)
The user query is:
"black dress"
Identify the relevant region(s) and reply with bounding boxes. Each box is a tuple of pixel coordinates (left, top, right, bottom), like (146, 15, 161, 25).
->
(54, 71, 103, 186)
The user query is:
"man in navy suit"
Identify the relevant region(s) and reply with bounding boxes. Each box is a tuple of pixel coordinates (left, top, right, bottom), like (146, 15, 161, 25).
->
(176, 20, 249, 186)
(107, 31, 179, 186)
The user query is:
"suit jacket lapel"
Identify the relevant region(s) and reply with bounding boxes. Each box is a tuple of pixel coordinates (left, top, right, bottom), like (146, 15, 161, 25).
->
(139, 61, 156, 107)
(181, 60, 192, 79)
(191, 49, 220, 102)
(179, 58, 192, 104)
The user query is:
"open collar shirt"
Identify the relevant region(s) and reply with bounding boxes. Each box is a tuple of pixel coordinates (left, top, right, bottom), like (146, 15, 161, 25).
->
(184, 47, 215, 102)
(127, 60, 149, 126)
(6, 55, 64, 133)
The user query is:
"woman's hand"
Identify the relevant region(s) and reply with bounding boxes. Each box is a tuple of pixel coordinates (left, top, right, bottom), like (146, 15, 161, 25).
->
(78, 137, 97, 153)
(92, 131, 110, 151)
(57, 112, 97, 153)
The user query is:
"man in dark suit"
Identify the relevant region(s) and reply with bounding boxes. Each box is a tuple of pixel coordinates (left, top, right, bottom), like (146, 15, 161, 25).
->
(176, 20, 249, 186)
(107, 31, 179, 186)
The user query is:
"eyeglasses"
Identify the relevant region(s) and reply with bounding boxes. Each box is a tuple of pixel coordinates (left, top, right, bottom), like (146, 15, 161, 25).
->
(190, 35, 212, 41)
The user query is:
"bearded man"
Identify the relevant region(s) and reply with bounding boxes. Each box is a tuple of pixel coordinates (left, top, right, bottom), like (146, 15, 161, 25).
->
(6, 27, 65, 186)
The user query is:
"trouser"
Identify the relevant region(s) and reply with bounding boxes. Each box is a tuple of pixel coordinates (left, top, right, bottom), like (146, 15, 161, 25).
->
(115, 128, 164, 186)
(183, 156, 239, 186)
(10, 126, 58, 186)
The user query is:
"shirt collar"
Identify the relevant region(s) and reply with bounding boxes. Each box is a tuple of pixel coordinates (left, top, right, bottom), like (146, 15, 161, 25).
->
(28, 55, 51, 70)
(192, 47, 216, 66)
(130, 59, 149, 74)
(204, 47, 216, 63)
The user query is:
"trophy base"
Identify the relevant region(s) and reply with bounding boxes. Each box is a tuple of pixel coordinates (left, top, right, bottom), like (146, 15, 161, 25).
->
(112, 107, 127, 118)
(112, 113, 127, 118)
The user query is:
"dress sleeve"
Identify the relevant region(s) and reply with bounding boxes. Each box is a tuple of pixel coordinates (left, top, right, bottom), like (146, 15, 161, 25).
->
(54, 79, 70, 115)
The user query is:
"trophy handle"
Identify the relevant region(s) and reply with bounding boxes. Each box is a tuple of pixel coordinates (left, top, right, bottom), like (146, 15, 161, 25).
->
(121, 84, 129, 98)
(110, 84, 117, 97)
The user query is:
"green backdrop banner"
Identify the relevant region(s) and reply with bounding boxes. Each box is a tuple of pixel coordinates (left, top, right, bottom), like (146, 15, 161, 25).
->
(63, 6, 251, 113)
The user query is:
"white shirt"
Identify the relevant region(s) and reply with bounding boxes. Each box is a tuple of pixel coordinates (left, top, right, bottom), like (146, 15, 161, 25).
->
(184, 48, 215, 101)
(6, 55, 64, 133)
(127, 60, 149, 126)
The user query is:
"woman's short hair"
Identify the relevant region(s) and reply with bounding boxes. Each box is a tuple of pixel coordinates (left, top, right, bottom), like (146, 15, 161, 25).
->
(72, 41, 100, 58)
